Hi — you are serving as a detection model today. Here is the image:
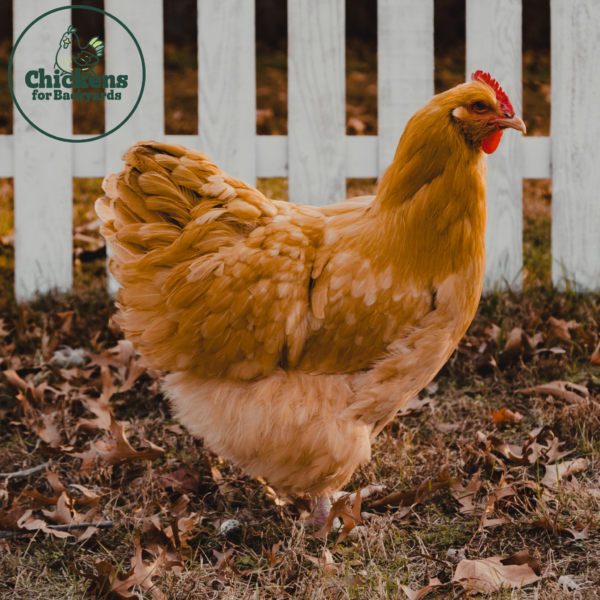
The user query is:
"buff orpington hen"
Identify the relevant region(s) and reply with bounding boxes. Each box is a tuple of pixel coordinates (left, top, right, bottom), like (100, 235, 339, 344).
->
(96, 71, 525, 525)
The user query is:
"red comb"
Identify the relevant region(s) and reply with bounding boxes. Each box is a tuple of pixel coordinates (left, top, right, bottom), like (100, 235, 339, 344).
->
(471, 71, 514, 114)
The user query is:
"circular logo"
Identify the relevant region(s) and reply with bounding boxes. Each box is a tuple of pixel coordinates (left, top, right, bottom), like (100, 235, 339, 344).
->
(9, 5, 145, 143)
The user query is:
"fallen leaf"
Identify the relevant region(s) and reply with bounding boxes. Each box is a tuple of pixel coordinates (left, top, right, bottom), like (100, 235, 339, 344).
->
(498, 328, 533, 368)
(0, 318, 9, 337)
(108, 340, 136, 365)
(312, 495, 351, 540)
(213, 547, 247, 579)
(500, 550, 541, 576)
(454, 552, 540, 593)
(518, 380, 589, 405)
(118, 358, 146, 393)
(56, 311, 75, 335)
(370, 468, 453, 509)
(591, 341, 600, 365)
(65, 413, 165, 474)
(451, 473, 485, 514)
(484, 323, 501, 343)
(479, 495, 509, 530)
(397, 396, 433, 418)
(307, 548, 340, 575)
(347, 116, 366, 134)
(492, 407, 523, 428)
(542, 437, 574, 465)
(563, 522, 591, 540)
(547, 317, 571, 342)
(77, 391, 113, 432)
(76, 534, 176, 599)
(540, 458, 588, 489)
(336, 487, 363, 543)
(435, 422, 460, 433)
(164, 424, 185, 435)
(265, 541, 283, 568)
(400, 577, 445, 600)
(157, 463, 200, 494)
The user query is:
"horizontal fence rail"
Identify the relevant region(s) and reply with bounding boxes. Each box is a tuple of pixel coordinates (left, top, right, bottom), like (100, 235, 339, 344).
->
(1, 0, 599, 299)
(0, 133, 552, 180)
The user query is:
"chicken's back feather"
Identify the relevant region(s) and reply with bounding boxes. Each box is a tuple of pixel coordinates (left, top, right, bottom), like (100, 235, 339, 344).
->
(98, 141, 329, 380)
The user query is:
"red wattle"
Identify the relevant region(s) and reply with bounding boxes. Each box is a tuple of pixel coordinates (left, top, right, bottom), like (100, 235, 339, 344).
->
(481, 129, 503, 154)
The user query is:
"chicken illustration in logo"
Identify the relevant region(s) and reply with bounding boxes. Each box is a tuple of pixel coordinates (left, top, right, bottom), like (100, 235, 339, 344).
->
(55, 25, 104, 74)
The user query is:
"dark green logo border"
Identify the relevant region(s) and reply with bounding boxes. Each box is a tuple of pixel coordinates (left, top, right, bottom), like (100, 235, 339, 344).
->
(9, 5, 146, 144)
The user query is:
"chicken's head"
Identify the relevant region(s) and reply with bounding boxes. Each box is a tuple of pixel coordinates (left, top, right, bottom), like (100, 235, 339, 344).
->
(450, 71, 526, 154)
(61, 26, 77, 50)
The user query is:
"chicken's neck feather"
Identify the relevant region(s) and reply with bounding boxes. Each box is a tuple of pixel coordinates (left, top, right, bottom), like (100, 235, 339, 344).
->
(367, 100, 487, 289)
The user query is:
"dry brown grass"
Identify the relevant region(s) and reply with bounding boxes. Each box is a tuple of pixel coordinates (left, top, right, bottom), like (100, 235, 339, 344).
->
(0, 279, 599, 599)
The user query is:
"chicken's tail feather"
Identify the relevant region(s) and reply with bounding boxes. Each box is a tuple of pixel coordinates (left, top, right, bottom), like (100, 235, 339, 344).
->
(96, 140, 276, 282)
(95, 140, 278, 371)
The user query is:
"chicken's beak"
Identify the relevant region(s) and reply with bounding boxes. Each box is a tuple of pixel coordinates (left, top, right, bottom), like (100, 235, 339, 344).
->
(497, 114, 526, 134)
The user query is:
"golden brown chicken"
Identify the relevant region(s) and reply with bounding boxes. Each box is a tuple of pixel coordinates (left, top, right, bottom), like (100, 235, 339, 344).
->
(96, 72, 525, 524)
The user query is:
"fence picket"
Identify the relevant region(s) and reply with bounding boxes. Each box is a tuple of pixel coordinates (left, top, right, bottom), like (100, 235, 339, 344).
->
(103, 0, 164, 176)
(103, 0, 164, 293)
(288, 0, 345, 205)
(467, 0, 523, 290)
(378, 0, 434, 174)
(198, 0, 256, 183)
(13, 1, 73, 299)
(551, 0, 600, 290)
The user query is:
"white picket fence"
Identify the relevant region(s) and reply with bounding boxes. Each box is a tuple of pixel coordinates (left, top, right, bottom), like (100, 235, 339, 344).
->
(1, 0, 600, 300)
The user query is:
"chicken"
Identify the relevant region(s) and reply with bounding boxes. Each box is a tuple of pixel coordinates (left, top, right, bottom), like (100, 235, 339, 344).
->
(55, 25, 104, 74)
(96, 71, 525, 524)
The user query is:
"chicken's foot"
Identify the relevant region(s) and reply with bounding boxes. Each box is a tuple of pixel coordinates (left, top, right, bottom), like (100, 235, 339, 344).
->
(298, 494, 332, 529)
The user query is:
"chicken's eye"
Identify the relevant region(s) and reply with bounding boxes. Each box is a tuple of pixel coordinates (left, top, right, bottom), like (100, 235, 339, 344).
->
(471, 101, 487, 113)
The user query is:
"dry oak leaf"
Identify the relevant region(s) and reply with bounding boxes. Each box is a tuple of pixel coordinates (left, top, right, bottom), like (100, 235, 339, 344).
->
(312, 494, 354, 540)
(0, 318, 9, 337)
(484, 323, 501, 343)
(213, 547, 249, 579)
(450, 473, 485, 515)
(518, 380, 589, 405)
(454, 552, 541, 593)
(265, 541, 283, 568)
(118, 358, 146, 393)
(157, 463, 200, 494)
(65, 413, 165, 475)
(563, 521, 591, 540)
(397, 396, 433, 418)
(540, 458, 588, 489)
(400, 578, 450, 600)
(532, 516, 591, 540)
(76, 536, 174, 600)
(16, 508, 73, 540)
(3, 370, 63, 447)
(435, 422, 460, 434)
(41, 491, 101, 541)
(591, 341, 600, 365)
(492, 407, 523, 428)
(498, 327, 533, 368)
(547, 317, 572, 342)
(307, 548, 340, 576)
(370, 468, 453, 510)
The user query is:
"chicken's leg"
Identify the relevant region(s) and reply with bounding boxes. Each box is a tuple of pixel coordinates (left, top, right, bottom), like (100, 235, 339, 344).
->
(299, 494, 332, 529)
(312, 494, 332, 528)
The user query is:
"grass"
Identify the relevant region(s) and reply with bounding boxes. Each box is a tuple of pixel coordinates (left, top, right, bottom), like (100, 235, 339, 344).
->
(0, 281, 599, 598)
